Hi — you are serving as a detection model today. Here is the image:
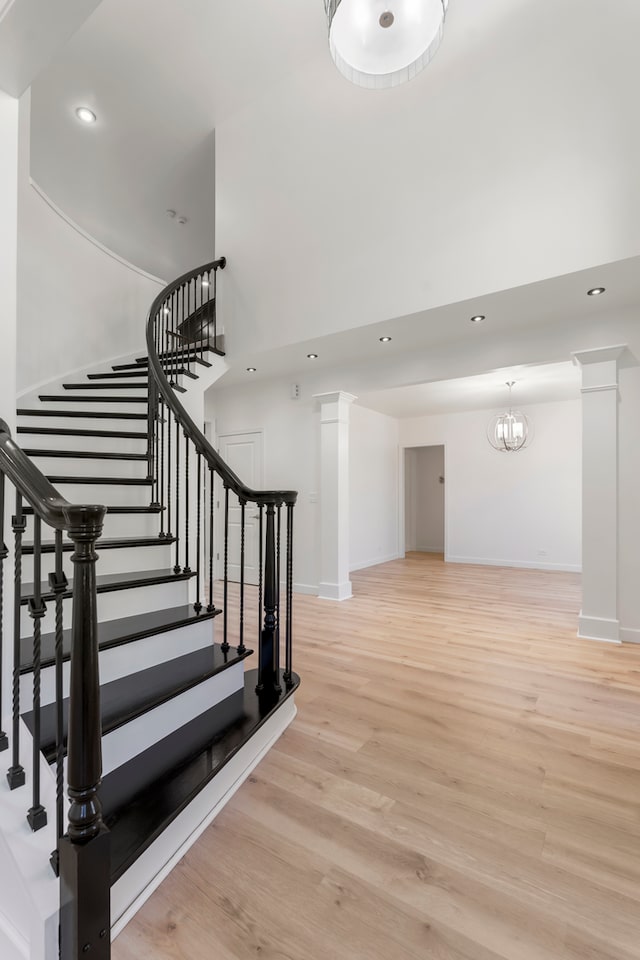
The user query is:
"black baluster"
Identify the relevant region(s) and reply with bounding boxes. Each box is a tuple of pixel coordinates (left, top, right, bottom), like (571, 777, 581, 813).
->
(213, 263, 218, 351)
(238, 499, 246, 655)
(27, 515, 47, 831)
(274, 503, 282, 693)
(58, 504, 110, 960)
(7, 492, 25, 789)
(183, 433, 191, 574)
(207, 466, 216, 615)
(148, 378, 160, 509)
(258, 504, 263, 653)
(159, 395, 166, 538)
(0, 473, 8, 751)
(194, 452, 202, 613)
(166, 407, 172, 539)
(49, 529, 68, 875)
(174, 418, 181, 574)
(258, 503, 277, 696)
(222, 485, 229, 650)
(284, 502, 294, 687)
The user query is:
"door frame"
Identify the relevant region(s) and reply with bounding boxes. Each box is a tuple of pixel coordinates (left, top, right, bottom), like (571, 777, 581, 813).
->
(214, 428, 265, 581)
(398, 442, 448, 561)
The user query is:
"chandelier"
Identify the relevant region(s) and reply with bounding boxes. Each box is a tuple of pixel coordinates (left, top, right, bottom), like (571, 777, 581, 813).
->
(324, 0, 449, 89)
(487, 382, 530, 453)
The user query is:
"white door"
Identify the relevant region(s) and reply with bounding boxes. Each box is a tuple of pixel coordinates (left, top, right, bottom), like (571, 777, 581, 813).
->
(216, 432, 263, 585)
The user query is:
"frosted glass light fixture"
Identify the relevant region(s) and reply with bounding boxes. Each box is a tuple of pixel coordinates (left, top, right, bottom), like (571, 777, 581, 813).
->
(324, 0, 449, 88)
(487, 382, 530, 453)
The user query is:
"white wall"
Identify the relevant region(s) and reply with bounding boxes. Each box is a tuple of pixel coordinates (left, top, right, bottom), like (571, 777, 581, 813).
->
(206, 379, 320, 593)
(0, 87, 18, 740)
(215, 1, 640, 356)
(349, 404, 399, 572)
(16, 91, 164, 395)
(400, 400, 582, 572)
(412, 445, 445, 554)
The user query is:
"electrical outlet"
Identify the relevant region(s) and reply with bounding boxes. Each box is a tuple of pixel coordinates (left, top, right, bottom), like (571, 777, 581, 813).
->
(537, 549, 548, 557)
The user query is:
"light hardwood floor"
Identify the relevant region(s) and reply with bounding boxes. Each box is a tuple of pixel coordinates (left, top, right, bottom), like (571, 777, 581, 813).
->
(113, 553, 640, 960)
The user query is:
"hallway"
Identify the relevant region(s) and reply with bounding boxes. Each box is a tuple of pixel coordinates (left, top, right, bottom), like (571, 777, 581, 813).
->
(114, 554, 640, 960)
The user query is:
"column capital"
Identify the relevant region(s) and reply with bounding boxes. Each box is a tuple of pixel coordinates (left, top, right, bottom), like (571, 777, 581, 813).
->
(572, 344, 627, 367)
(313, 391, 358, 425)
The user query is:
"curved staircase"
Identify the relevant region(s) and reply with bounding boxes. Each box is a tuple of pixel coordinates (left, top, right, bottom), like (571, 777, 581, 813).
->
(0, 258, 299, 960)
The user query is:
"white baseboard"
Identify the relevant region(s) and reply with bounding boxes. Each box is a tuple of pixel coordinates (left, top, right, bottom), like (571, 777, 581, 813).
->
(578, 613, 621, 643)
(318, 580, 353, 601)
(446, 555, 582, 573)
(349, 553, 401, 573)
(293, 582, 319, 596)
(111, 697, 297, 938)
(620, 625, 640, 644)
(414, 546, 444, 555)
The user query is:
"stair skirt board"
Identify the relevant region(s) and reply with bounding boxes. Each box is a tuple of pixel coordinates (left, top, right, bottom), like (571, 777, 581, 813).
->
(0, 916, 28, 960)
(101, 662, 244, 776)
(20, 615, 216, 706)
(111, 697, 297, 939)
(20, 577, 192, 635)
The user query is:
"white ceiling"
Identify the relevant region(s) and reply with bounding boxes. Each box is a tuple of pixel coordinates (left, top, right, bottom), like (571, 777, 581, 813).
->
(357, 361, 581, 419)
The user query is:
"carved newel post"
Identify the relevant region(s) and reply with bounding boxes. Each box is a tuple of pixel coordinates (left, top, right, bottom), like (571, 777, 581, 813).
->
(58, 504, 111, 960)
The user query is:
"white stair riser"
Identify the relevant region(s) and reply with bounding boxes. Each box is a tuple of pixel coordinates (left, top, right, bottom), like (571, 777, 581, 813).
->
(100, 661, 244, 776)
(23, 511, 163, 541)
(22, 542, 174, 582)
(16, 433, 148, 455)
(17, 415, 148, 433)
(21, 617, 216, 706)
(27, 456, 149, 480)
(44, 481, 152, 506)
(37, 400, 147, 415)
(20, 577, 191, 636)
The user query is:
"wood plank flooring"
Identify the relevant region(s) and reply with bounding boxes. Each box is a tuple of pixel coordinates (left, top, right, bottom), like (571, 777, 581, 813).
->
(113, 553, 640, 960)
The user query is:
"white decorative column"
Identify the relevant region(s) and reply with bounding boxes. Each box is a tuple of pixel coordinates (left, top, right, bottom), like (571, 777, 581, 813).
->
(573, 345, 626, 642)
(314, 391, 357, 601)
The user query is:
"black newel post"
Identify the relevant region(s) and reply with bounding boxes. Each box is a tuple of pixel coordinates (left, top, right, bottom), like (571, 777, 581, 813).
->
(58, 504, 111, 960)
(257, 503, 279, 697)
(0, 473, 8, 751)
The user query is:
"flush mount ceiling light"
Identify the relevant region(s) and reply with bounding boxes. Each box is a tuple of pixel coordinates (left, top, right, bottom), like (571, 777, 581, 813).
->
(470, 315, 485, 323)
(324, 0, 449, 89)
(75, 106, 96, 124)
(587, 287, 606, 296)
(487, 382, 530, 453)
(379, 336, 392, 342)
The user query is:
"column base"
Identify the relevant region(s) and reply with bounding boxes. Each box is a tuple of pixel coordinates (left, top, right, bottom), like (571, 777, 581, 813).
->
(578, 613, 620, 643)
(318, 581, 353, 602)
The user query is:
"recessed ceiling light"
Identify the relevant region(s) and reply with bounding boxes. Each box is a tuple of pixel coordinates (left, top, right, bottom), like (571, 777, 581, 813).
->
(75, 107, 96, 124)
(587, 287, 606, 296)
(307, 353, 318, 359)
(470, 315, 485, 323)
(246, 367, 256, 373)
(379, 336, 392, 343)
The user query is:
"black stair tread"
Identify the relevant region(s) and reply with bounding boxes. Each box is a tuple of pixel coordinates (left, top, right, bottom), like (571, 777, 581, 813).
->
(114, 356, 211, 371)
(23, 534, 174, 555)
(136, 345, 221, 364)
(19, 603, 220, 674)
(88, 371, 150, 380)
(17, 426, 148, 439)
(17, 408, 148, 420)
(22, 642, 246, 763)
(45, 475, 152, 485)
(23, 449, 148, 461)
(20, 567, 195, 605)
(103, 669, 299, 883)
(38, 395, 148, 403)
(62, 382, 149, 390)
(23, 504, 162, 517)
(23, 504, 162, 516)
(93, 367, 198, 380)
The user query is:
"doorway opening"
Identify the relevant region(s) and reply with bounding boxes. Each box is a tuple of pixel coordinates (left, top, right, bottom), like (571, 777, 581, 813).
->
(404, 445, 445, 557)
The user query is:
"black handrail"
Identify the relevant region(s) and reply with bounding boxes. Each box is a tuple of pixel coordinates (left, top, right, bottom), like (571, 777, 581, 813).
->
(145, 259, 297, 507)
